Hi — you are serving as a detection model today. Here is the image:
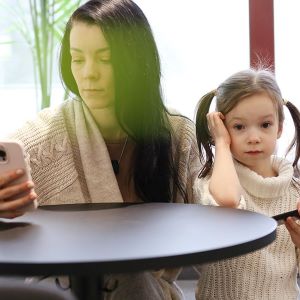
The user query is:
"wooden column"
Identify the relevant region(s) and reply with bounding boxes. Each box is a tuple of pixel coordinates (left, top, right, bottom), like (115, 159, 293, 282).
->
(249, 0, 275, 71)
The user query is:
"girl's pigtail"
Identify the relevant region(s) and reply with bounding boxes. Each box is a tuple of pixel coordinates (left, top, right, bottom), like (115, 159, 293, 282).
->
(285, 101, 300, 176)
(195, 90, 215, 178)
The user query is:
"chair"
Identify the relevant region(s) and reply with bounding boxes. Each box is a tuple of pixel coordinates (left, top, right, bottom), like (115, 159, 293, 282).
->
(0, 278, 77, 300)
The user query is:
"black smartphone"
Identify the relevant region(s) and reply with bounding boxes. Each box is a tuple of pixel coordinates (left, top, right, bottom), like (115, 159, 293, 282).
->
(272, 209, 300, 226)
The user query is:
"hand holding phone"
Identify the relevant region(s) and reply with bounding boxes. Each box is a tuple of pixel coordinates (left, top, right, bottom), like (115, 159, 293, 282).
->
(0, 141, 37, 217)
(272, 210, 300, 226)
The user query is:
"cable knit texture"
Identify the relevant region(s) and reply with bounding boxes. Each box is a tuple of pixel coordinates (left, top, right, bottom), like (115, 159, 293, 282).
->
(9, 99, 201, 299)
(196, 157, 300, 300)
(9, 100, 201, 206)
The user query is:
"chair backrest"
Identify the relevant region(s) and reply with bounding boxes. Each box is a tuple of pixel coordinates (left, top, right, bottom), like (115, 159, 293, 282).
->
(0, 278, 77, 300)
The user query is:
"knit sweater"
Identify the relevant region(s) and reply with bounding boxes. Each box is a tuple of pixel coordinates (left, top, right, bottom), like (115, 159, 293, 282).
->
(9, 99, 201, 206)
(9, 99, 201, 299)
(196, 157, 300, 300)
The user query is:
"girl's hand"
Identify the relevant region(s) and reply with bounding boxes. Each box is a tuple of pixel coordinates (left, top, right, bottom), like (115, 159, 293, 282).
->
(285, 202, 300, 248)
(206, 112, 231, 146)
(0, 169, 37, 219)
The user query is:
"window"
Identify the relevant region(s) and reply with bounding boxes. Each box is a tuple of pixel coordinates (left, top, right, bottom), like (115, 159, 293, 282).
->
(274, 0, 300, 158)
(1, 0, 297, 162)
(0, 0, 249, 137)
(0, 0, 69, 136)
(136, 0, 249, 119)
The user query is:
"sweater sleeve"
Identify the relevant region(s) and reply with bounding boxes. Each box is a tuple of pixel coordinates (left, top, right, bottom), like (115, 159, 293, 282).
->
(195, 176, 246, 209)
(7, 103, 78, 204)
(184, 129, 202, 204)
(169, 115, 202, 204)
(159, 116, 201, 287)
(296, 247, 300, 272)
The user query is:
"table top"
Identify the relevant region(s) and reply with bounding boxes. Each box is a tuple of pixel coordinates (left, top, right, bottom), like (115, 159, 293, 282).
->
(0, 203, 277, 276)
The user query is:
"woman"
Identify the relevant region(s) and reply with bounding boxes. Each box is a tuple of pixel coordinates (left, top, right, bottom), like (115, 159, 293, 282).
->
(1, 0, 201, 299)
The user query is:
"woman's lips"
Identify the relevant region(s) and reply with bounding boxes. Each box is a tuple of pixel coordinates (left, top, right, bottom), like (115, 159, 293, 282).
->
(82, 89, 105, 95)
(83, 89, 103, 91)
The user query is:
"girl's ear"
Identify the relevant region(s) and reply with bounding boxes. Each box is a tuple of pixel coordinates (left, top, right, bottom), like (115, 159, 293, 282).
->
(277, 122, 283, 139)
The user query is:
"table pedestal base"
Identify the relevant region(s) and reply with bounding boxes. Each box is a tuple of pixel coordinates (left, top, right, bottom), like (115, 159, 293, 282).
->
(70, 275, 104, 300)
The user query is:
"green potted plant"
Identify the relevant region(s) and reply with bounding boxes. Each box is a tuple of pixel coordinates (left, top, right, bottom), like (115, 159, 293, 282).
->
(1, 0, 82, 109)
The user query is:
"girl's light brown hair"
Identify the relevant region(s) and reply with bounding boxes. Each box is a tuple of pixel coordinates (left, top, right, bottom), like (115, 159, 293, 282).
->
(196, 68, 300, 177)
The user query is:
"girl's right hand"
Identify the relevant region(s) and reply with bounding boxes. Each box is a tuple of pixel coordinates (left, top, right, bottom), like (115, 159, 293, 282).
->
(206, 111, 231, 146)
(0, 169, 37, 219)
(285, 201, 300, 248)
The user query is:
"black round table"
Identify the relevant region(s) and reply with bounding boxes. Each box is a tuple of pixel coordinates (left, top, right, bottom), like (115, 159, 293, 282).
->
(0, 203, 277, 300)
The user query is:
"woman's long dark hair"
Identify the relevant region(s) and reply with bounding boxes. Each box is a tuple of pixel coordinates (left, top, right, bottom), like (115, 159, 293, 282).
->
(59, 0, 186, 202)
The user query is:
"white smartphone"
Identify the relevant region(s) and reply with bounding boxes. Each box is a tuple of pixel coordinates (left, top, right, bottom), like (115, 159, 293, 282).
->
(0, 141, 37, 211)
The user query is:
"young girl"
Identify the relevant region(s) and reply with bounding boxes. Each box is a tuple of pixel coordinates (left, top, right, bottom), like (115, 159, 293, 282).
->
(195, 68, 300, 299)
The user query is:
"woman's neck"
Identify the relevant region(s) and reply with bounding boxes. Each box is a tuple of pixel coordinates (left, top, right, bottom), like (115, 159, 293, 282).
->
(90, 107, 126, 141)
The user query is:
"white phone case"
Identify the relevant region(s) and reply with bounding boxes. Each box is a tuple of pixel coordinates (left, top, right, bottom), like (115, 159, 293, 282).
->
(0, 141, 37, 211)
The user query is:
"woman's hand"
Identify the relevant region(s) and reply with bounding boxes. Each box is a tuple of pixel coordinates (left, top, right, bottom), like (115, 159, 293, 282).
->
(285, 202, 300, 247)
(0, 169, 37, 219)
(206, 112, 231, 147)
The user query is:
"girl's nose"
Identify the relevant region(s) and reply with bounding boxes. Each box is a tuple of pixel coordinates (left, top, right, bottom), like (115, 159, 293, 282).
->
(247, 129, 261, 144)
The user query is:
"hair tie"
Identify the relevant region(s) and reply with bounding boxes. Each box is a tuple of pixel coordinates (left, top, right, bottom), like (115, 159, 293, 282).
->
(282, 99, 288, 105)
(212, 89, 217, 96)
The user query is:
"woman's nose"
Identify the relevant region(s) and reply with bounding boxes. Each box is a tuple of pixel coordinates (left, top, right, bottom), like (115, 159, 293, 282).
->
(83, 61, 99, 79)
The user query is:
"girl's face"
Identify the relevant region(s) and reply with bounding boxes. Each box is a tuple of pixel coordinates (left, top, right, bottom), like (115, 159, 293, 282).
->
(70, 22, 115, 111)
(224, 92, 282, 176)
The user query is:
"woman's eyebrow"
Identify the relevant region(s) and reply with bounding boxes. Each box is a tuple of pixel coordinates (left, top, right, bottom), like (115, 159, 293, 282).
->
(70, 47, 110, 53)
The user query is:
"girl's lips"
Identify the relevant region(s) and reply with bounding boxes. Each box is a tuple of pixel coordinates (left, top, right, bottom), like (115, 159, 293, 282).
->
(245, 151, 262, 155)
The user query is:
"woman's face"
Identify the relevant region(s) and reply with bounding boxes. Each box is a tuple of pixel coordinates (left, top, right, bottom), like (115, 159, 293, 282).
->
(70, 22, 115, 111)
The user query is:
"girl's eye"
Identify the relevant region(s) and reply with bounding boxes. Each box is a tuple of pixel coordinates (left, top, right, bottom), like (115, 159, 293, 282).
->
(233, 124, 244, 130)
(262, 122, 271, 128)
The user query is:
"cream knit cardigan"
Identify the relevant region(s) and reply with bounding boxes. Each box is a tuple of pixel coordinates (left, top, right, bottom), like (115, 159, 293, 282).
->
(9, 99, 201, 299)
(196, 157, 300, 300)
(10, 99, 201, 206)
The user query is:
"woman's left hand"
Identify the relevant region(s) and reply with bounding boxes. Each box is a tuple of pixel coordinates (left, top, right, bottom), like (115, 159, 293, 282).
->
(285, 202, 300, 247)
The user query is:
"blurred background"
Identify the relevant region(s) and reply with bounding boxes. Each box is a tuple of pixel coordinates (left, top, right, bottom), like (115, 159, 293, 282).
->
(0, 0, 299, 159)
